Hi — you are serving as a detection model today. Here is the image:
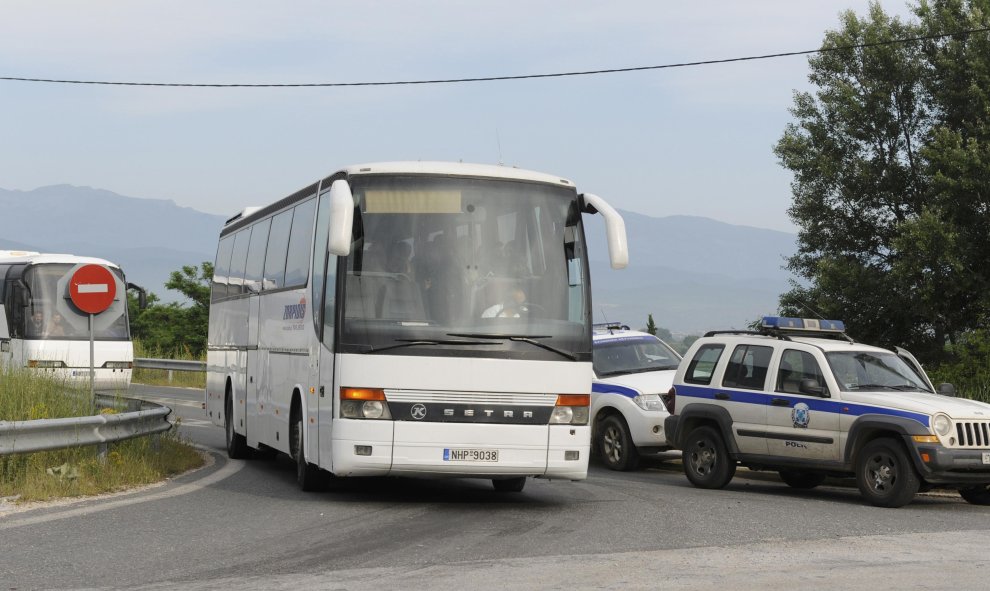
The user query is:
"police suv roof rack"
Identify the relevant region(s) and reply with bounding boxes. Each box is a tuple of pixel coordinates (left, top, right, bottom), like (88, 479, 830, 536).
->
(593, 322, 630, 334)
(703, 330, 762, 338)
(757, 316, 855, 343)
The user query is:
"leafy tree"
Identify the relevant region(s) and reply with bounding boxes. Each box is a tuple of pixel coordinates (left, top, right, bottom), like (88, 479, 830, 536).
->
(775, 0, 989, 360)
(129, 263, 213, 357)
(645, 314, 658, 336)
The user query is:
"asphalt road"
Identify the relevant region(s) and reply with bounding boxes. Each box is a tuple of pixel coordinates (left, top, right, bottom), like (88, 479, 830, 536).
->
(2, 384, 989, 590)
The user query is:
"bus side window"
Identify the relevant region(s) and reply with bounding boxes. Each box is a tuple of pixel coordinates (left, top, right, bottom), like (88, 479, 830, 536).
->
(228, 229, 251, 296)
(4, 281, 26, 338)
(244, 218, 271, 293)
(284, 198, 317, 288)
(212, 235, 235, 302)
(264, 210, 293, 290)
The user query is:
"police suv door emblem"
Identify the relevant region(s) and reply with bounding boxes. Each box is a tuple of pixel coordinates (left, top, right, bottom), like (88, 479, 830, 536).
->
(791, 402, 811, 428)
(410, 404, 427, 420)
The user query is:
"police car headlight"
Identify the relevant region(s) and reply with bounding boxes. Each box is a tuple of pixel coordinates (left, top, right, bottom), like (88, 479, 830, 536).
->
(932, 414, 952, 437)
(633, 394, 666, 412)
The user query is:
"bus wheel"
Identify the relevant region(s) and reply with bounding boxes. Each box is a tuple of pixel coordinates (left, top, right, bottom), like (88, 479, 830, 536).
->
(291, 410, 325, 492)
(225, 391, 248, 459)
(492, 477, 526, 492)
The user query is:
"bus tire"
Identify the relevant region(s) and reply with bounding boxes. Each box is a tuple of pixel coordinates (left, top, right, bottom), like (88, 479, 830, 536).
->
(291, 407, 326, 492)
(225, 390, 248, 459)
(492, 477, 526, 492)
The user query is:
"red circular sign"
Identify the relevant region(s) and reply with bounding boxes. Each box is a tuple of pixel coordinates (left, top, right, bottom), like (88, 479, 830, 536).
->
(69, 264, 118, 314)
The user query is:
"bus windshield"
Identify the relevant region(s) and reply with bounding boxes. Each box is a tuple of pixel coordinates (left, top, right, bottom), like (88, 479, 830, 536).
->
(21, 263, 130, 340)
(338, 174, 591, 361)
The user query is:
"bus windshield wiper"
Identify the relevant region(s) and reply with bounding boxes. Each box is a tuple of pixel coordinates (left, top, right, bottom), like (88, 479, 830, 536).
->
(447, 333, 577, 361)
(364, 338, 496, 354)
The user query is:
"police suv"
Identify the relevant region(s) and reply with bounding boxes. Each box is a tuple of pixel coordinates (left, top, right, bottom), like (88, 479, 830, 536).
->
(592, 323, 681, 470)
(664, 317, 990, 508)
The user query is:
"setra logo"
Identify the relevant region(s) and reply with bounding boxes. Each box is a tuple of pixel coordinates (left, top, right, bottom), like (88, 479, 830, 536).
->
(283, 298, 307, 320)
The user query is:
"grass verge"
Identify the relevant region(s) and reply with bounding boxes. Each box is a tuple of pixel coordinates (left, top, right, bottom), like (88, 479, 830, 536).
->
(0, 368, 205, 503)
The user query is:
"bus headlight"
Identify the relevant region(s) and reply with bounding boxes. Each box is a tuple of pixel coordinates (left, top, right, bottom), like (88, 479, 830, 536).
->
(340, 388, 392, 420)
(102, 361, 133, 369)
(550, 394, 589, 425)
(932, 414, 952, 437)
(28, 360, 66, 369)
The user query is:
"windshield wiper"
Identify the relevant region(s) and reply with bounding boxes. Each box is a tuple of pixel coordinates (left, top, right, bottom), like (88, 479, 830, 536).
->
(447, 332, 578, 361)
(622, 366, 680, 374)
(364, 338, 496, 354)
(852, 383, 907, 391)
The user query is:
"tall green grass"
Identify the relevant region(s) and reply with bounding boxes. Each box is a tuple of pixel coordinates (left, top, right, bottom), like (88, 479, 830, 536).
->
(0, 366, 204, 502)
(132, 340, 206, 389)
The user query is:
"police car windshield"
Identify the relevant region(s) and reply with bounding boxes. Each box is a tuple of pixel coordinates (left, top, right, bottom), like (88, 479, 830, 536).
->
(825, 351, 932, 393)
(593, 336, 681, 377)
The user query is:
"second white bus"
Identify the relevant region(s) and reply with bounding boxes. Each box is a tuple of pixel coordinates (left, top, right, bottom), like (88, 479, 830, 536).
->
(206, 162, 627, 491)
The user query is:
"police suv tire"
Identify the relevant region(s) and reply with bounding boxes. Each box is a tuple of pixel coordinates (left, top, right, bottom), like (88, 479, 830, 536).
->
(598, 414, 640, 471)
(225, 392, 249, 460)
(778, 470, 827, 489)
(492, 477, 526, 492)
(958, 485, 990, 505)
(682, 425, 736, 489)
(292, 413, 327, 492)
(855, 437, 920, 508)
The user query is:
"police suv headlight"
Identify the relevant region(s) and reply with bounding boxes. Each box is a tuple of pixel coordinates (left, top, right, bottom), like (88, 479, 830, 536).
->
(633, 394, 666, 412)
(932, 414, 952, 437)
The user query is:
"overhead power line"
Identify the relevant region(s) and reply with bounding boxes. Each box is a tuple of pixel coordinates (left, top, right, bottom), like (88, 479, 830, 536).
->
(2, 25, 988, 88)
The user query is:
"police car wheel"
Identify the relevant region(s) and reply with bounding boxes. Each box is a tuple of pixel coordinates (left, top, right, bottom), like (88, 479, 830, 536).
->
(855, 438, 920, 508)
(778, 470, 827, 489)
(682, 425, 736, 489)
(598, 415, 640, 471)
(492, 477, 526, 492)
(959, 485, 990, 505)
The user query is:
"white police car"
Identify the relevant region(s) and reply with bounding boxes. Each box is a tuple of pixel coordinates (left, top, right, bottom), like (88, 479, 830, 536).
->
(664, 317, 990, 508)
(592, 323, 681, 470)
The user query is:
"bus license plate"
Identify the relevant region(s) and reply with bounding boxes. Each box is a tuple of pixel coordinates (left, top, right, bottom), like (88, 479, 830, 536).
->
(983, 452, 990, 465)
(443, 448, 498, 462)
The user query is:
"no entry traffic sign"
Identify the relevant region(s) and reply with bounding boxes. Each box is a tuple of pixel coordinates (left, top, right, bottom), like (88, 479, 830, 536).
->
(69, 264, 117, 314)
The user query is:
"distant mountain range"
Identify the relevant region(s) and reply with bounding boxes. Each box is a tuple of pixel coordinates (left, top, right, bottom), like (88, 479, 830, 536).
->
(1, 185, 799, 334)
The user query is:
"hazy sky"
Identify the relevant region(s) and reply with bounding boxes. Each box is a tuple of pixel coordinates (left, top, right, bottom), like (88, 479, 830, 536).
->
(1, 1, 916, 233)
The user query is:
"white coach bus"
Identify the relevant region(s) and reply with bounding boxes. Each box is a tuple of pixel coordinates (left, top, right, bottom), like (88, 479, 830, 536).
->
(206, 162, 628, 492)
(0, 251, 135, 389)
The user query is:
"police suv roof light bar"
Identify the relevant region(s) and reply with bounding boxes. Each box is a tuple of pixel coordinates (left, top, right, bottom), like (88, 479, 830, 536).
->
(759, 316, 853, 342)
(592, 322, 630, 334)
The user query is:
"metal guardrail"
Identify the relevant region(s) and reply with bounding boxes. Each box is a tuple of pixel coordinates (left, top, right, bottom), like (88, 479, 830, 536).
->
(133, 358, 206, 372)
(0, 394, 172, 456)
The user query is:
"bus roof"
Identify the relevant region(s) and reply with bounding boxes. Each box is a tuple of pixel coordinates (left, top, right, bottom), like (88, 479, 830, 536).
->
(222, 161, 578, 231)
(0, 251, 122, 269)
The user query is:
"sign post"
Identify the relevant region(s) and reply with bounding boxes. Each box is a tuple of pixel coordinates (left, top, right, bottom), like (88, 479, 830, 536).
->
(68, 265, 117, 408)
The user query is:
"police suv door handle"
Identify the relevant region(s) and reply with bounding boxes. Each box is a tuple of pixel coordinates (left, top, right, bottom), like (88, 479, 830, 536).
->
(714, 393, 730, 401)
(771, 398, 791, 407)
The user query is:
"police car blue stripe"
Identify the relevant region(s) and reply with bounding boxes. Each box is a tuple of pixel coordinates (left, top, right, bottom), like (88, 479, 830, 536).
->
(592, 382, 639, 399)
(675, 384, 930, 427)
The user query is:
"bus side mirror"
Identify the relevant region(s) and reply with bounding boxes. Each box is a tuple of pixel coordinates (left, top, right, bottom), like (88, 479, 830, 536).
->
(127, 283, 148, 310)
(580, 193, 628, 270)
(328, 180, 354, 256)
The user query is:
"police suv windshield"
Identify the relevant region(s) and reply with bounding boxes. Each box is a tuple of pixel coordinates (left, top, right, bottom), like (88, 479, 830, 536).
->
(825, 351, 932, 393)
(593, 336, 681, 377)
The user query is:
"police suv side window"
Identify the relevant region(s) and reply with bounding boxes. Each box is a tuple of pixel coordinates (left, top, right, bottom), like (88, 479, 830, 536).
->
(722, 345, 773, 390)
(776, 349, 827, 395)
(684, 344, 724, 385)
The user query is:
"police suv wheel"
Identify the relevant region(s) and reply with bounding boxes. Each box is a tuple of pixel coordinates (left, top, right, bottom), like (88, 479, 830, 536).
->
(778, 470, 827, 489)
(682, 426, 736, 489)
(855, 438, 920, 508)
(959, 485, 990, 505)
(598, 415, 640, 471)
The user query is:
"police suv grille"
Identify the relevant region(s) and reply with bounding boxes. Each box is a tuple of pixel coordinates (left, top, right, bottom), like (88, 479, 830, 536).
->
(384, 390, 557, 406)
(952, 421, 990, 448)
